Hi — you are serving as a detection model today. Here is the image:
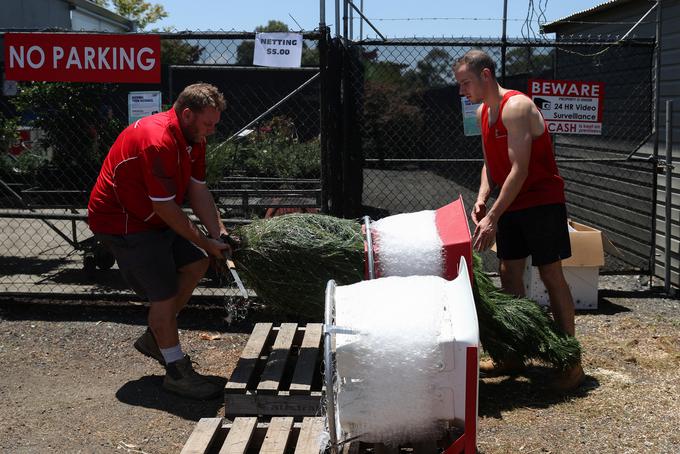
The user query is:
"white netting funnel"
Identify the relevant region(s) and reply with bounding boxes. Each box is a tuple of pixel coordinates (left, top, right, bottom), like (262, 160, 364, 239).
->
(323, 258, 479, 450)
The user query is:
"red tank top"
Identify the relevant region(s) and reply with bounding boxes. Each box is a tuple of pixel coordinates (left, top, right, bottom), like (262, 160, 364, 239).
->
(481, 90, 565, 212)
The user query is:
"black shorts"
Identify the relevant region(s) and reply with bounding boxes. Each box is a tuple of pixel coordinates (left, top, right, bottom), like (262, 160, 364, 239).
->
(97, 229, 207, 302)
(496, 203, 571, 266)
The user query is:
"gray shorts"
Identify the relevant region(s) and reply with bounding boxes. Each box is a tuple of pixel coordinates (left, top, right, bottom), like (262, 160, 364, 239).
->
(96, 229, 207, 302)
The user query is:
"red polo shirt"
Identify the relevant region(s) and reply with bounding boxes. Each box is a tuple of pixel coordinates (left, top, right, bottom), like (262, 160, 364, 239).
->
(88, 109, 206, 235)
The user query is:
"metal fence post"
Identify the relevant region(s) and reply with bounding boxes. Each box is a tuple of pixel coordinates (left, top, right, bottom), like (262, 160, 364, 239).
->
(501, 0, 508, 83)
(649, 0, 663, 285)
(319, 27, 330, 213)
(664, 100, 673, 294)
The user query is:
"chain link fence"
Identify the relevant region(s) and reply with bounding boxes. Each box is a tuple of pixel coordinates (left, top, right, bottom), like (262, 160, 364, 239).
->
(0, 30, 323, 297)
(0, 30, 658, 298)
(342, 36, 656, 271)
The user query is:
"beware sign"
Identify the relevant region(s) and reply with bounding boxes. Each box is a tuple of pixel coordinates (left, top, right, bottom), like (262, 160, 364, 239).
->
(528, 79, 604, 135)
(4, 33, 161, 83)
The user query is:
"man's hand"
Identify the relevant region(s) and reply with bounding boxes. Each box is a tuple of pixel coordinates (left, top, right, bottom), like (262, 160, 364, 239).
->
(203, 237, 230, 258)
(471, 200, 487, 226)
(220, 233, 242, 252)
(472, 214, 497, 252)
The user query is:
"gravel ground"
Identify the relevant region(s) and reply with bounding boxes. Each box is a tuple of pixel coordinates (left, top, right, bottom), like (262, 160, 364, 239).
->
(0, 274, 678, 453)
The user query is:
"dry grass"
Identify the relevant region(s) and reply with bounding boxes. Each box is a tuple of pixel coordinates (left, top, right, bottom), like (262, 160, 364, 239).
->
(476, 276, 680, 454)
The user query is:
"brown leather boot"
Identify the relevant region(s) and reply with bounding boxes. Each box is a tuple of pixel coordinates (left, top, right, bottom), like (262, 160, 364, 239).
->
(163, 355, 223, 400)
(550, 363, 586, 392)
(479, 355, 525, 376)
(133, 328, 165, 366)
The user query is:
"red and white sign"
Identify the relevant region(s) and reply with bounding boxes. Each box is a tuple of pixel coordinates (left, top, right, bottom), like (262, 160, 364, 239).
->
(529, 79, 604, 135)
(4, 33, 161, 83)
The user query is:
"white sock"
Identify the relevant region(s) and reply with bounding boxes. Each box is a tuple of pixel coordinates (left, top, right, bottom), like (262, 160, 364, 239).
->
(160, 344, 184, 364)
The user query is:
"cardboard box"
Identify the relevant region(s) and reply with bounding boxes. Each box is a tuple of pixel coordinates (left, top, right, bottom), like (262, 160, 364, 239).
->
(524, 220, 617, 310)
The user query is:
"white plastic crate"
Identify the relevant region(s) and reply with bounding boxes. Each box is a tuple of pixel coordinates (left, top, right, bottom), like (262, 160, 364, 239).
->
(524, 264, 599, 310)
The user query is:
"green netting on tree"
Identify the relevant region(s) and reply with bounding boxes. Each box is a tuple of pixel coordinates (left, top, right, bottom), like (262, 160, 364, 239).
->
(232, 213, 581, 369)
(233, 214, 365, 317)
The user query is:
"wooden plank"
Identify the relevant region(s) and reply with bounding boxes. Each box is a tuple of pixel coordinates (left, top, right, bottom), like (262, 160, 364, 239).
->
(289, 324, 323, 394)
(218, 417, 257, 454)
(180, 418, 223, 454)
(225, 391, 322, 417)
(226, 323, 273, 393)
(342, 441, 361, 454)
(260, 417, 294, 454)
(257, 323, 298, 393)
(294, 417, 326, 454)
(373, 443, 399, 454)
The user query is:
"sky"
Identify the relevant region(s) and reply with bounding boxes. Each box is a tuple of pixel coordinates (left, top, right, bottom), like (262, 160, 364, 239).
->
(153, 0, 610, 39)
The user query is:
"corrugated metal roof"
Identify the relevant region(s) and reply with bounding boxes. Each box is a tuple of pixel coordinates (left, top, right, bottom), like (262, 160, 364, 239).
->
(542, 0, 639, 32)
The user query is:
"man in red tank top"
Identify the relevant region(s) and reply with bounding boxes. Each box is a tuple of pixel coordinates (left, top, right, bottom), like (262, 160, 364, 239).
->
(454, 50, 585, 391)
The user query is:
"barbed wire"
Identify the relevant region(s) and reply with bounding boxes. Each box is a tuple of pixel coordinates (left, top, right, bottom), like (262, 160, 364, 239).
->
(551, 1, 658, 58)
(354, 17, 651, 26)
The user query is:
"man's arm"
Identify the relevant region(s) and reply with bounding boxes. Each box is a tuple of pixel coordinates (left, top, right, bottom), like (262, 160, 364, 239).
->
(151, 199, 227, 258)
(472, 104, 494, 225)
(473, 164, 494, 225)
(473, 96, 533, 251)
(188, 180, 228, 240)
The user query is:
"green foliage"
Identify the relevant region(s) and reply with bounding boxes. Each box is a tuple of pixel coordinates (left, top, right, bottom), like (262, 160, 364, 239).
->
(161, 38, 203, 64)
(363, 81, 424, 160)
(0, 115, 19, 153)
(233, 214, 365, 318)
(364, 59, 407, 86)
(13, 152, 48, 179)
(94, 0, 167, 30)
(505, 47, 554, 75)
(360, 50, 424, 161)
(403, 48, 454, 88)
(230, 213, 581, 368)
(206, 116, 320, 184)
(471, 253, 582, 369)
(94, 0, 200, 63)
(0, 154, 13, 177)
(12, 82, 124, 188)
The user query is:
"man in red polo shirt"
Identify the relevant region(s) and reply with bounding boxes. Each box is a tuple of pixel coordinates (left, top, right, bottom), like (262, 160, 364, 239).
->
(453, 50, 585, 391)
(88, 83, 230, 400)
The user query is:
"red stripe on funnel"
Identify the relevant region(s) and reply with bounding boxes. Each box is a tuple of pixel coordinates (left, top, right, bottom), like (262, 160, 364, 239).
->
(435, 197, 473, 282)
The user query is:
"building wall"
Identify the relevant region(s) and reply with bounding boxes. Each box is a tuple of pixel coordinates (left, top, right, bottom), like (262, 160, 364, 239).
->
(549, 0, 680, 285)
(653, 1, 680, 286)
(0, 0, 133, 66)
(71, 7, 130, 32)
(0, 0, 71, 30)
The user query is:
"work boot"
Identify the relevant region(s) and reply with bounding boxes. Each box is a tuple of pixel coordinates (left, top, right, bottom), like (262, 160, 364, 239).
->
(133, 328, 165, 366)
(479, 355, 525, 376)
(162, 355, 223, 400)
(550, 363, 586, 392)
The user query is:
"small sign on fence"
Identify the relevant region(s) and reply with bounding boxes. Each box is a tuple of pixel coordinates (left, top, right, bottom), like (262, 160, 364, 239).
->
(128, 91, 162, 124)
(528, 79, 604, 135)
(253, 32, 303, 68)
(461, 97, 482, 136)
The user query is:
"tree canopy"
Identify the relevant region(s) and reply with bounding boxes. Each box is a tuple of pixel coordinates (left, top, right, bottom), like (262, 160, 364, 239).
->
(89, 0, 167, 30)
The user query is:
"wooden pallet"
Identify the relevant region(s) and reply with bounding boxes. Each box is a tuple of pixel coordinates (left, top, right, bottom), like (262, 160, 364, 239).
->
(339, 435, 459, 454)
(180, 416, 326, 454)
(225, 323, 323, 418)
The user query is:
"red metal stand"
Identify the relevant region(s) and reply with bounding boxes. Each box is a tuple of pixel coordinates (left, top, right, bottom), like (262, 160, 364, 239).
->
(444, 346, 478, 454)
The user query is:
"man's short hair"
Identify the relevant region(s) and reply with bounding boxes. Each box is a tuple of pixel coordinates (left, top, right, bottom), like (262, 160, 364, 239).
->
(454, 50, 497, 79)
(174, 83, 226, 113)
